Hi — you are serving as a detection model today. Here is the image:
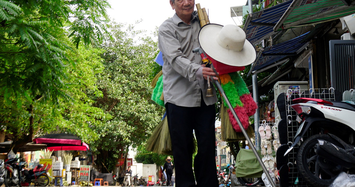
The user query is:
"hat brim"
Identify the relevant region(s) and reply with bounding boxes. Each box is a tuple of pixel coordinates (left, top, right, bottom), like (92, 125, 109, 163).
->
(198, 24, 256, 67)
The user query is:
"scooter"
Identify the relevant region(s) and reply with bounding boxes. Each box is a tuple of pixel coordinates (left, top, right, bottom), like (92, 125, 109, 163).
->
(0, 159, 5, 186)
(22, 164, 50, 186)
(156, 177, 166, 186)
(132, 174, 139, 185)
(285, 97, 355, 187)
(138, 176, 147, 186)
(4, 158, 25, 187)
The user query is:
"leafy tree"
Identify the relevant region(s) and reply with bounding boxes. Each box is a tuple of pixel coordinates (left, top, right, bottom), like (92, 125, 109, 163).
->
(0, 0, 110, 151)
(135, 144, 169, 167)
(0, 41, 110, 151)
(90, 23, 164, 173)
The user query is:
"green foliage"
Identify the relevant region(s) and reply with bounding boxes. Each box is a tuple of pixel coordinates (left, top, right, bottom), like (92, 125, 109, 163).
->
(135, 144, 169, 166)
(0, 0, 111, 149)
(0, 0, 110, 105)
(0, 42, 109, 145)
(49, 45, 110, 144)
(150, 60, 162, 80)
(89, 22, 164, 170)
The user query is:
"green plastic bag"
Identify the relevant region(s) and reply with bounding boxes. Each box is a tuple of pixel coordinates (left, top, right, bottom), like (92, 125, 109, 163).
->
(235, 149, 263, 178)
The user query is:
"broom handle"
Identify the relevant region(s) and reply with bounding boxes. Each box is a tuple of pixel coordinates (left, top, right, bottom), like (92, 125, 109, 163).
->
(211, 66, 276, 187)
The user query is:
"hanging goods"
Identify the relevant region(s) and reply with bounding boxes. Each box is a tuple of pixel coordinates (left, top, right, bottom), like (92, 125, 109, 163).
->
(197, 19, 276, 186)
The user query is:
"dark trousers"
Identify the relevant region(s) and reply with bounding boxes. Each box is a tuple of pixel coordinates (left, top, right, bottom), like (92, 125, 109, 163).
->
(166, 102, 218, 187)
(166, 172, 172, 186)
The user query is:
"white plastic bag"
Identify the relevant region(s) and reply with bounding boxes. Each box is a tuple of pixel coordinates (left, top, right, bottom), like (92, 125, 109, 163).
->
(262, 171, 276, 187)
(7, 149, 16, 159)
(329, 172, 355, 187)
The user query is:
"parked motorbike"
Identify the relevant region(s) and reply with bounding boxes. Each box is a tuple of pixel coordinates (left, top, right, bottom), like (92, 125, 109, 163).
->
(0, 159, 5, 186)
(22, 164, 50, 186)
(156, 177, 167, 186)
(286, 97, 355, 187)
(132, 174, 139, 185)
(217, 172, 225, 185)
(138, 176, 147, 186)
(4, 158, 25, 187)
(123, 173, 131, 186)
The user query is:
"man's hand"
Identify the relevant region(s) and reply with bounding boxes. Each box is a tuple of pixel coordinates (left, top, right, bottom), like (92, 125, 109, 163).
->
(201, 65, 219, 80)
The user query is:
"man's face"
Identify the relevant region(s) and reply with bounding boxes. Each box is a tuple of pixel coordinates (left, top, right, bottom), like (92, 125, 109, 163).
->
(170, 0, 195, 19)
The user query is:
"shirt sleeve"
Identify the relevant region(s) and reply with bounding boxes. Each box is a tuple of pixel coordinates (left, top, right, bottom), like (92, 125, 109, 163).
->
(158, 26, 201, 82)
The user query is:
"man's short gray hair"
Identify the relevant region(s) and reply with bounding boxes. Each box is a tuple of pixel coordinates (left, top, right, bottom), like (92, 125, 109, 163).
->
(170, 0, 175, 3)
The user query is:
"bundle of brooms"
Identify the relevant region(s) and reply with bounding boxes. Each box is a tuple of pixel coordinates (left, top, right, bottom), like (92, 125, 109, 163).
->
(146, 116, 172, 155)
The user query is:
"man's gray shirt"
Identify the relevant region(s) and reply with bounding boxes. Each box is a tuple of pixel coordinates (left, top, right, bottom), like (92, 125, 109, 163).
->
(158, 12, 217, 107)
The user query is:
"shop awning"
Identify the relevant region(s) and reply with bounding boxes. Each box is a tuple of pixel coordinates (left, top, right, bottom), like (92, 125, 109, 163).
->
(33, 133, 83, 146)
(47, 142, 89, 151)
(250, 31, 310, 73)
(244, 0, 292, 45)
(33, 133, 89, 151)
(0, 141, 47, 153)
(274, 0, 355, 31)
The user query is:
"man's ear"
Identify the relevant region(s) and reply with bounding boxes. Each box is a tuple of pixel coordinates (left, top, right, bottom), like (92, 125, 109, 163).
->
(170, 1, 175, 10)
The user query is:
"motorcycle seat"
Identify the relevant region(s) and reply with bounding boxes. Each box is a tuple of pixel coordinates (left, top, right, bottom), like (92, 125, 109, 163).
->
(333, 101, 355, 111)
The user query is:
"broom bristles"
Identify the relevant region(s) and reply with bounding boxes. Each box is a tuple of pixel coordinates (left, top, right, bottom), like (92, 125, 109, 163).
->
(221, 101, 254, 142)
(151, 70, 163, 88)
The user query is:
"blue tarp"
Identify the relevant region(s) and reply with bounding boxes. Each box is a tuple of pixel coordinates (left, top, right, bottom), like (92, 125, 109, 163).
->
(252, 31, 310, 71)
(155, 51, 164, 66)
(244, 0, 292, 45)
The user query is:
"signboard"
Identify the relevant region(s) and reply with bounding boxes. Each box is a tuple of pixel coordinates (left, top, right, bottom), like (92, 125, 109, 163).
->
(39, 159, 53, 177)
(116, 158, 124, 167)
(116, 157, 133, 167)
(230, 6, 243, 17)
(127, 158, 132, 167)
(79, 165, 90, 181)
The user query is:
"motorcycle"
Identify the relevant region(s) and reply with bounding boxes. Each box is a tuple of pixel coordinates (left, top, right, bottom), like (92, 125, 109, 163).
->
(4, 158, 25, 187)
(138, 176, 147, 186)
(123, 173, 131, 186)
(156, 177, 167, 186)
(285, 97, 355, 187)
(22, 164, 50, 186)
(0, 159, 5, 186)
(217, 172, 225, 185)
(132, 174, 139, 185)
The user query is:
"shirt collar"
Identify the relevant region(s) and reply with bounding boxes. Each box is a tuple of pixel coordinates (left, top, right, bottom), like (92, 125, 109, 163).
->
(172, 11, 199, 26)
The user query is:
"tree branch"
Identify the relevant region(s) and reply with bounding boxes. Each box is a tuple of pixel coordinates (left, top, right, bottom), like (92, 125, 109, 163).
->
(107, 100, 118, 112)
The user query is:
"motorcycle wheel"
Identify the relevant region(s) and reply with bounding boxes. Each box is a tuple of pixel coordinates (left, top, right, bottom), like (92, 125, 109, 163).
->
(297, 134, 342, 187)
(36, 174, 49, 186)
(237, 177, 262, 186)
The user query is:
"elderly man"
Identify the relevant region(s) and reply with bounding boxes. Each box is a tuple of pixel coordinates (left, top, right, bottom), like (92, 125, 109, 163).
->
(158, 0, 219, 187)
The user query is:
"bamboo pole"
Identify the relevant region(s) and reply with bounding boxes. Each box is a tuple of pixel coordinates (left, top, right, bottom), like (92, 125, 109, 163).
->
(196, 3, 207, 27)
